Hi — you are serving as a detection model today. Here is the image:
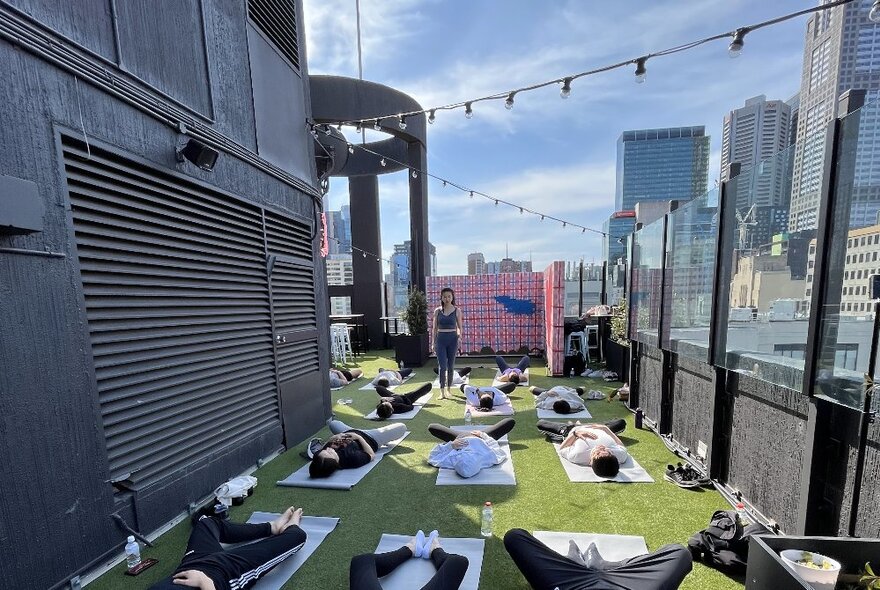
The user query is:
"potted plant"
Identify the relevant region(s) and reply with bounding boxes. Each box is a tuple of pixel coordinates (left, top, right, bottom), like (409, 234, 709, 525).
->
(604, 297, 630, 383)
(394, 288, 430, 367)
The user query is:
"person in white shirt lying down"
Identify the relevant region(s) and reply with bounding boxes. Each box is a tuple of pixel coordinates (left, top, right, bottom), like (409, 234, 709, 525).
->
(427, 419, 515, 478)
(544, 420, 629, 478)
(462, 384, 515, 411)
(371, 368, 414, 387)
(529, 385, 587, 414)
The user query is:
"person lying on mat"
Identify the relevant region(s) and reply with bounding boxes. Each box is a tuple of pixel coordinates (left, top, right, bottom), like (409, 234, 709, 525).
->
(350, 531, 468, 590)
(495, 355, 530, 383)
(530, 386, 587, 414)
(432, 366, 472, 384)
(541, 420, 629, 478)
(329, 367, 363, 388)
(371, 367, 414, 387)
(148, 507, 306, 590)
(427, 418, 515, 478)
(309, 418, 406, 478)
(463, 384, 512, 411)
(374, 383, 432, 420)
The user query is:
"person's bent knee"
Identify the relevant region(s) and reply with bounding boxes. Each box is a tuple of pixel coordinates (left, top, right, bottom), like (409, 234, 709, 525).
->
(503, 528, 531, 549)
(444, 554, 469, 570)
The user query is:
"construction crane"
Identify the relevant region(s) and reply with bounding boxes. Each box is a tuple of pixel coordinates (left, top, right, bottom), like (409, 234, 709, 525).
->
(735, 204, 757, 252)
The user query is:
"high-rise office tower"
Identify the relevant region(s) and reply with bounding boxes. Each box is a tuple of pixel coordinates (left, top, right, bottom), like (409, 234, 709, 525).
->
(467, 252, 485, 275)
(388, 240, 437, 315)
(325, 205, 352, 255)
(720, 95, 793, 249)
(789, 0, 880, 232)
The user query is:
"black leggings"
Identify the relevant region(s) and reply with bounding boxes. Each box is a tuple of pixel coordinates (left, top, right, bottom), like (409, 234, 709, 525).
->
(428, 418, 516, 442)
(504, 528, 692, 590)
(536, 418, 626, 437)
(376, 382, 432, 403)
(433, 367, 472, 377)
(350, 546, 468, 590)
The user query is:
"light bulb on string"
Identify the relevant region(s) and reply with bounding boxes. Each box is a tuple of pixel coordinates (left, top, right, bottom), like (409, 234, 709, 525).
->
(336, 123, 343, 131)
(872, 0, 880, 23)
(348, 144, 354, 154)
(728, 28, 747, 58)
(469, 191, 474, 198)
(465, 102, 473, 119)
(494, 200, 499, 206)
(519, 208, 524, 214)
(362, 251, 366, 258)
(380, 157, 387, 167)
(398, 115, 407, 130)
(634, 57, 647, 84)
(505, 92, 516, 110)
(560, 78, 572, 99)
(581, 228, 586, 233)
(411, 169, 418, 179)
(562, 222, 567, 228)
(355, 122, 362, 132)
(442, 180, 447, 187)
(540, 215, 545, 221)
(373, 119, 382, 131)
(323, 125, 332, 135)
(428, 110, 436, 124)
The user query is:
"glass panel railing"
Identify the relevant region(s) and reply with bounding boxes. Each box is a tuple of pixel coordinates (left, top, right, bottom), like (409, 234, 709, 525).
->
(662, 188, 719, 361)
(630, 220, 664, 346)
(811, 95, 880, 410)
(717, 140, 809, 391)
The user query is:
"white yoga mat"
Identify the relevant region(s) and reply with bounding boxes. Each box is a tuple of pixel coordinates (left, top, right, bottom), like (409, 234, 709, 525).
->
(492, 369, 529, 387)
(276, 432, 411, 490)
(552, 443, 654, 483)
(536, 407, 593, 419)
(374, 534, 485, 590)
(330, 374, 362, 391)
(436, 426, 516, 486)
(220, 513, 339, 590)
(432, 375, 470, 387)
(364, 393, 433, 420)
(532, 531, 649, 562)
(359, 373, 415, 391)
(465, 402, 514, 417)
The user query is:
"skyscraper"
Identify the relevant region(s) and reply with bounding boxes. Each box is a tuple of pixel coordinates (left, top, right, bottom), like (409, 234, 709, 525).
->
(388, 240, 437, 315)
(720, 95, 793, 249)
(467, 252, 486, 275)
(325, 205, 352, 255)
(789, 0, 880, 231)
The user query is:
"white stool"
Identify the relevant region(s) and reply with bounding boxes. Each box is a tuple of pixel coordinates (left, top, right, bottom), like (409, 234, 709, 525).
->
(585, 325, 600, 361)
(330, 323, 353, 364)
(565, 331, 588, 361)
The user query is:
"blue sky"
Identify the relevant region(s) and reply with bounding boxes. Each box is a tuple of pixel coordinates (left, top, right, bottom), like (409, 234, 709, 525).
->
(303, 0, 811, 275)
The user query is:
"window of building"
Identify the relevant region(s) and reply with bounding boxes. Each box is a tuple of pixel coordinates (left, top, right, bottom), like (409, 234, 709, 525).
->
(774, 343, 806, 360)
(835, 344, 859, 371)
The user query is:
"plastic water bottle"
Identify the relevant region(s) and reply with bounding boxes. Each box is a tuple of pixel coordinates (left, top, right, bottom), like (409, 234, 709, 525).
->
(399, 360, 404, 370)
(464, 409, 472, 424)
(480, 502, 493, 537)
(735, 502, 749, 526)
(124, 536, 141, 569)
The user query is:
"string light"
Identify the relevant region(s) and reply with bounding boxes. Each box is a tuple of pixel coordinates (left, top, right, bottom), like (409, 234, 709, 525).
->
(560, 78, 572, 99)
(428, 109, 436, 124)
(494, 199, 499, 206)
(469, 191, 474, 198)
(411, 169, 418, 178)
(380, 157, 387, 167)
(464, 102, 473, 119)
(728, 28, 747, 58)
(323, 125, 332, 136)
(505, 92, 516, 110)
(398, 115, 407, 130)
(348, 144, 355, 154)
(373, 119, 381, 131)
(355, 122, 362, 132)
(634, 57, 647, 83)
(519, 207, 524, 214)
(442, 180, 447, 187)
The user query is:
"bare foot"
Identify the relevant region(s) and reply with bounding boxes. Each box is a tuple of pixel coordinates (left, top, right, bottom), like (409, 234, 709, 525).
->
(284, 508, 303, 531)
(270, 507, 295, 535)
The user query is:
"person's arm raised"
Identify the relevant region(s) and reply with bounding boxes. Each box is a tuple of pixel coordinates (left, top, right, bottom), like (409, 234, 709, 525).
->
(347, 432, 376, 459)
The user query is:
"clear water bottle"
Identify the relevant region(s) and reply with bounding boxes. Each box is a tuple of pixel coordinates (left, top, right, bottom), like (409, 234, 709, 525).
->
(480, 502, 493, 537)
(124, 535, 141, 569)
(398, 360, 404, 370)
(464, 409, 472, 424)
(735, 502, 749, 526)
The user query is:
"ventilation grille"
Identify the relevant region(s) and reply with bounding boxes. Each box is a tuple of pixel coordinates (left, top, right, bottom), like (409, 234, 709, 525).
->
(248, 0, 300, 70)
(63, 136, 281, 490)
(265, 210, 313, 260)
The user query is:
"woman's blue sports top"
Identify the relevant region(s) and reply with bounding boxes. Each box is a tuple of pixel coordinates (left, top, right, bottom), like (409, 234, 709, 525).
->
(437, 308, 457, 329)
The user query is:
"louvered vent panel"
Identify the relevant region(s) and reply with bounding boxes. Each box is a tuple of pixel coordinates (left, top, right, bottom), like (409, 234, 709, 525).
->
(271, 262, 316, 332)
(62, 136, 280, 489)
(248, 0, 300, 70)
(276, 339, 319, 382)
(265, 209, 313, 260)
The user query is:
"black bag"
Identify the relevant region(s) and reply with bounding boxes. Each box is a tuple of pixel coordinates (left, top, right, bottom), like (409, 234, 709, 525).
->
(687, 510, 770, 574)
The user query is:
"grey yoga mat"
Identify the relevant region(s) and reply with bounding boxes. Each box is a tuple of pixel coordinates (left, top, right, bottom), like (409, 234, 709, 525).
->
(276, 432, 411, 490)
(435, 426, 516, 486)
(464, 402, 514, 417)
(364, 392, 433, 420)
(216, 512, 339, 590)
(532, 530, 649, 562)
(552, 443, 654, 483)
(359, 373, 416, 391)
(372, 534, 485, 590)
(536, 406, 593, 419)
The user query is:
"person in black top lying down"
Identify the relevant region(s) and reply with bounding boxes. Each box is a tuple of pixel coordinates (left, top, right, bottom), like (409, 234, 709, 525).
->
(374, 383, 433, 420)
(309, 418, 406, 478)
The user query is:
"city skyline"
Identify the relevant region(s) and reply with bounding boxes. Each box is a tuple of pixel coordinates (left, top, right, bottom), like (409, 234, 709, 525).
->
(305, 0, 814, 275)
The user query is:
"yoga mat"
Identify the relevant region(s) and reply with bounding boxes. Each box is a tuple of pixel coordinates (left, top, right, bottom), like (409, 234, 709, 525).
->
(330, 374, 362, 391)
(532, 531, 649, 562)
(435, 426, 516, 486)
(276, 432, 411, 490)
(221, 513, 340, 590)
(492, 370, 529, 387)
(465, 402, 514, 417)
(364, 393, 433, 420)
(552, 443, 654, 483)
(374, 534, 485, 590)
(359, 373, 415, 391)
(432, 375, 469, 387)
(536, 407, 593, 419)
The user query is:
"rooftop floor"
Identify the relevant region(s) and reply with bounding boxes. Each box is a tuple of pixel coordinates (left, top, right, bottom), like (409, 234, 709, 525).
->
(89, 352, 745, 590)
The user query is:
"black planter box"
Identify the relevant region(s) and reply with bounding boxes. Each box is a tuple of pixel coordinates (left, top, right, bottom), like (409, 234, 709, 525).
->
(604, 339, 630, 383)
(746, 534, 880, 589)
(394, 333, 430, 367)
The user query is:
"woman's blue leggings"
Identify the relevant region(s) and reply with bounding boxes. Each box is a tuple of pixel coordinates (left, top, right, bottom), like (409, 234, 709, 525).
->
(435, 332, 459, 388)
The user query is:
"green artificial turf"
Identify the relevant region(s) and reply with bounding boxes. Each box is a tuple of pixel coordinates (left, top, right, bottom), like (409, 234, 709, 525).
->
(92, 352, 744, 590)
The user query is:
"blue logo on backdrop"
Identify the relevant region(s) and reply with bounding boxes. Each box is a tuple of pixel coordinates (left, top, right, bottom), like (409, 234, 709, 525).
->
(494, 296, 535, 315)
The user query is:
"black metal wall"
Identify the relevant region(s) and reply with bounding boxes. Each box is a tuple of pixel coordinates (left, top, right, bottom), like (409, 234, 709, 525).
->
(0, 1, 327, 588)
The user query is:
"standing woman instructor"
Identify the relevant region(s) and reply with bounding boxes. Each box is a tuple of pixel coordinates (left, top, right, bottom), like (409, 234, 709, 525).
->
(432, 287, 462, 400)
